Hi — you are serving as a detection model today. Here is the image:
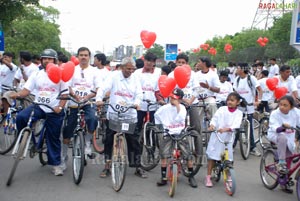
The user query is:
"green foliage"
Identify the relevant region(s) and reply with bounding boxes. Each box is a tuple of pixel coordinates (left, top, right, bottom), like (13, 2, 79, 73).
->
(145, 43, 164, 58)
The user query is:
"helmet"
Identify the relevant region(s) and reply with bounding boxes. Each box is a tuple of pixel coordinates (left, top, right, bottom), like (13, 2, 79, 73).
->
(40, 49, 57, 60)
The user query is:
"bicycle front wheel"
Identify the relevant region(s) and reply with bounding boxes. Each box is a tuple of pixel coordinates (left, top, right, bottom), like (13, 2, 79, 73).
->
(239, 119, 250, 160)
(6, 130, 30, 186)
(223, 168, 236, 196)
(111, 134, 127, 192)
(260, 149, 278, 190)
(259, 117, 270, 150)
(168, 163, 178, 198)
(72, 131, 85, 185)
(140, 122, 160, 171)
(296, 170, 300, 201)
(38, 135, 48, 166)
(0, 117, 18, 155)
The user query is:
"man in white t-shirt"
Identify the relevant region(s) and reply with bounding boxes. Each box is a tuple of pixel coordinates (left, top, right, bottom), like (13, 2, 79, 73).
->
(257, 70, 272, 113)
(94, 53, 110, 83)
(10, 49, 68, 176)
(233, 63, 263, 157)
(268, 58, 279, 78)
(215, 70, 233, 107)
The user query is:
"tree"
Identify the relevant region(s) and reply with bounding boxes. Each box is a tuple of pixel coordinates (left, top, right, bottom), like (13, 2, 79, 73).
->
(145, 43, 164, 58)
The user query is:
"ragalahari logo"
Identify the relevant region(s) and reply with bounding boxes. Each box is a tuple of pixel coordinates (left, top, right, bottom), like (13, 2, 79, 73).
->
(258, 1, 296, 10)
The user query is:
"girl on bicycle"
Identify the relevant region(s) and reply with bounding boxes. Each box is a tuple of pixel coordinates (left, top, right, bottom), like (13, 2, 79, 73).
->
(267, 95, 300, 175)
(206, 92, 243, 187)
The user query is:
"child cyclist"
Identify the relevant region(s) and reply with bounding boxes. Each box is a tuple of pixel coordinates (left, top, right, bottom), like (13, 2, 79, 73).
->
(206, 92, 243, 187)
(154, 88, 198, 188)
(267, 96, 300, 175)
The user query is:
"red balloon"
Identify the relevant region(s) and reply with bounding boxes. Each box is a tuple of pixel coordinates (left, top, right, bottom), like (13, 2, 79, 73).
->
(140, 30, 156, 48)
(46, 63, 62, 84)
(70, 56, 79, 65)
(263, 37, 269, 43)
(174, 65, 191, 88)
(274, 87, 288, 99)
(158, 75, 176, 98)
(266, 77, 279, 91)
(61, 61, 75, 82)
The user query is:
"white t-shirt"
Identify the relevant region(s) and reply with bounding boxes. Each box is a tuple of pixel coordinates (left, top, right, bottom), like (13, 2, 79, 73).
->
(194, 69, 221, 102)
(268, 64, 279, 78)
(215, 81, 233, 102)
(258, 77, 273, 101)
(97, 67, 111, 83)
(133, 67, 161, 111)
(14, 63, 39, 90)
(296, 75, 300, 97)
(0, 63, 18, 89)
(169, 70, 199, 104)
(24, 70, 69, 113)
(276, 75, 297, 96)
(226, 67, 236, 84)
(96, 71, 143, 120)
(68, 65, 101, 107)
(233, 75, 259, 114)
(154, 103, 186, 135)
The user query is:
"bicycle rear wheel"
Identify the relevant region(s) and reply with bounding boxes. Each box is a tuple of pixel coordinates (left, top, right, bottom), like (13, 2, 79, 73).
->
(6, 130, 30, 186)
(260, 149, 279, 190)
(72, 131, 85, 185)
(223, 168, 236, 196)
(239, 119, 250, 160)
(212, 162, 221, 182)
(259, 117, 270, 150)
(0, 117, 18, 155)
(111, 134, 127, 192)
(168, 163, 178, 198)
(141, 122, 160, 171)
(296, 170, 300, 201)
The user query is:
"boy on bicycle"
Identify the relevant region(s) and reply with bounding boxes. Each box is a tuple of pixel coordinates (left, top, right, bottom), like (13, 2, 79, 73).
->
(154, 88, 197, 188)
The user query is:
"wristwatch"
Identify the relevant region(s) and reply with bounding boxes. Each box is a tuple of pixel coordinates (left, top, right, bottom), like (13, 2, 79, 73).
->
(58, 106, 63, 110)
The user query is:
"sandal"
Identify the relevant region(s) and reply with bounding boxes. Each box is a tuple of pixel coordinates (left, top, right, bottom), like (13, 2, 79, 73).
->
(135, 167, 148, 178)
(100, 168, 111, 178)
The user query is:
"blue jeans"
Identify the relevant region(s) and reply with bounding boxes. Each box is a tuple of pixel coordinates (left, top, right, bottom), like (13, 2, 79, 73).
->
(16, 105, 65, 166)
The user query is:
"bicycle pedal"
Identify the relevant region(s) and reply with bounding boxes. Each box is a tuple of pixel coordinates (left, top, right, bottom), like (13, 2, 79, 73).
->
(29, 145, 37, 158)
(87, 153, 96, 159)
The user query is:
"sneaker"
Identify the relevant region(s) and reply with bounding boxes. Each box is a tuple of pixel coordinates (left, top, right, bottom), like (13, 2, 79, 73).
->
(250, 148, 261, 157)
(59, 161, 67, 172)
(276, 163, 288, 174)
(188, 176, 198, 188)
(135, 167, 148, 178)
(281, 185, 293, 194)
(100, 168, 111, 178)
(156, 178, 167, 186)
(205, 175, 213, 187)
(85, 144, 95, 159)
(52, 166, 63, 176)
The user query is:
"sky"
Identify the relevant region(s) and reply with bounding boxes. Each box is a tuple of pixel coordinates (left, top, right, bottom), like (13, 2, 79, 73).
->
(42, 0, 272, 55)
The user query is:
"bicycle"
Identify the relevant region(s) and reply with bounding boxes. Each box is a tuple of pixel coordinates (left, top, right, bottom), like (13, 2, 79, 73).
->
(103, 103, 137, 192)
(180, 101, 203, 177)
(92, 97, 109, 154)
(140, 99, 160, 171)
(255, 111, 271, 150)
(206, 130, 237, 196)
(260, 126, 300, 199)
(155, 127, 198, 197)
(57, 95, 93, 185)
(197, 97, 211, 148)
(6, 102, 54, 186)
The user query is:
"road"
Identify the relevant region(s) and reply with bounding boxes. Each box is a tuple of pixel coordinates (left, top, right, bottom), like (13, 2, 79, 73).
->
(0, 145, 298, 201)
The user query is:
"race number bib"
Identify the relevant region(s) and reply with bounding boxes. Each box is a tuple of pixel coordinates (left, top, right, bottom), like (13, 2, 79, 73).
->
(37, 91, 51, 104)
(74, 84, 89, 97)
(121, 123, 129, 131)
(115, 101, 128, 112)
(183, 88, 192, 99)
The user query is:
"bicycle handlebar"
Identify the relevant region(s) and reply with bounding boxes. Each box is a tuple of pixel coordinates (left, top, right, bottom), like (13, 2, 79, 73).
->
(154, 126, 198, 141)
(104, 103, 137, 113)
(32, 102, 56, 113)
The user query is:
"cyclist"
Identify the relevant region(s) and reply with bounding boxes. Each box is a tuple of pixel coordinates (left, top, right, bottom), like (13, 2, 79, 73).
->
(154, 88, 198, 188)
(215, 70, 233, 108)
(267, 96, 300, 176)
(96, 57, 147, 178)
(206, 92, 243, 187)
(257, 70, 272, 113)
(9, 48, 68, 176)
(233, 63, 263, 157)
(62, 47, 100, 170)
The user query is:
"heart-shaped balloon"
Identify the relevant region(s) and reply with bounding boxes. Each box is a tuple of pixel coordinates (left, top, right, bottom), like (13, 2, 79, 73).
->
(46, 63, 62, 84)
(70, 55, 79, 66)
(140, 30, 156, 48)
(266, 77, 279, 91)
(61, 61, 75, 82)
(174, 65, 191, 89)
(158, 75, 176, 98)
(274, 86, 288, 99)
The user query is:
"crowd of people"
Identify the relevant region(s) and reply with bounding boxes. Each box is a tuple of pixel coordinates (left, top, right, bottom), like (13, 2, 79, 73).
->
(1, 48, 300, 194)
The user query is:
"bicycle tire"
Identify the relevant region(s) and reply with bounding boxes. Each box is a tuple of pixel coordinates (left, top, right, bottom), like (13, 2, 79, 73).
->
(38, 135, 48, 166)
(0, 117, 18, 155)
(259, 149, 279, 190)
(111, 134, 127, 192)
(140, 122, 160, 171)
(92, 128, 104, 154)
(168, 163, 178, 198)
(239, 119, 250, 160)
(296, 170, 300, 201)
(223, 168, 236, 196)
(6, 130, 30, 186)
(259, 117, 270, 150)
(182, 130, 203, 177)
(253, 118, 259, 130)
(212, 162, 221, 182)
(72, 131, 85, 185)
